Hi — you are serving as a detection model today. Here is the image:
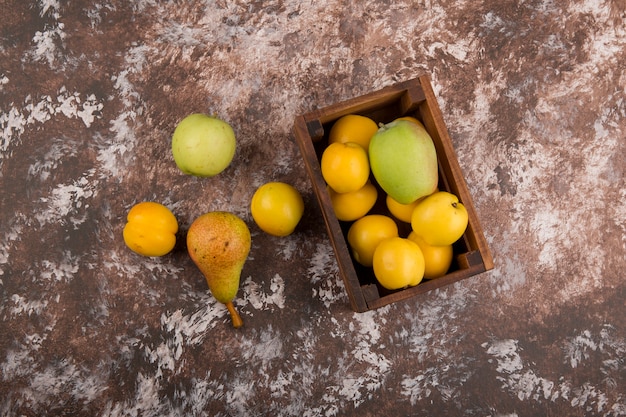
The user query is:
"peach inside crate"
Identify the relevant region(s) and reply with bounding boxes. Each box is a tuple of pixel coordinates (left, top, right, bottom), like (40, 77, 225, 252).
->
(293, 75, 494, 312)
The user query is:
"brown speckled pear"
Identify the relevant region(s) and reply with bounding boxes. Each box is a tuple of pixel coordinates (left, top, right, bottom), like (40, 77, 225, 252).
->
(187, 211, 251, 328)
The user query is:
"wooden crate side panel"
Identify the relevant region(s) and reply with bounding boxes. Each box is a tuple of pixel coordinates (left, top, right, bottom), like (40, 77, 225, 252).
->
(418, 75, 494, 271)
(293, 117, 369, 312)
(303, 90, 406, 126)
(364, 263, 487, 310)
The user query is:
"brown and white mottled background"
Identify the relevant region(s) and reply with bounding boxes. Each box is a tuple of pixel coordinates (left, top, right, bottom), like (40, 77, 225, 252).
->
(1, 0, 624, 415)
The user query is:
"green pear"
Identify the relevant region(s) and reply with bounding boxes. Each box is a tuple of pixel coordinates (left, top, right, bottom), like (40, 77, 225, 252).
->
(187, 211, 251, 328)
(369, 120, 438, 204)
(172, 113, 236, 177)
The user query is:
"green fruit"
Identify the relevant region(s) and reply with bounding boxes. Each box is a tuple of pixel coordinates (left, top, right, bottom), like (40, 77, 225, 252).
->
(172, 114, 236, 177)
(187, 211, 251, 328)
(369, 120, 438, 204)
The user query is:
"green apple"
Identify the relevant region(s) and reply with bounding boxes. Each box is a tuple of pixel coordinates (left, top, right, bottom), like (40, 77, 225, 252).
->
(369, 120, 438, 204)
(410, 191, 468, 246)
(171, 113, 236, 177)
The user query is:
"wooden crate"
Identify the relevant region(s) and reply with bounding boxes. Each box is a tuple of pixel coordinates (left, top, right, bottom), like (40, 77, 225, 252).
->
(293, 74, 494, 312)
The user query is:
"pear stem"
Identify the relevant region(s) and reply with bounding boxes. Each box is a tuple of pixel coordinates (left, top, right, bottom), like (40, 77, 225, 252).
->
(225, 301, 243, 328)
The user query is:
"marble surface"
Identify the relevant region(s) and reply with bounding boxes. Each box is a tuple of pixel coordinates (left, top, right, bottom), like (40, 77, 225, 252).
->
(1, 0, 625, 415)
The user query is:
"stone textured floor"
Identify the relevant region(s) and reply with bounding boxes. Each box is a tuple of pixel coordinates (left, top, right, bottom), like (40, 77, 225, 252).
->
(1, 0, 624, 416)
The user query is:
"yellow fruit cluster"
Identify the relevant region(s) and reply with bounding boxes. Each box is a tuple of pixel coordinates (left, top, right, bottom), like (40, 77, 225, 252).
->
(321, 114, 469, 291)
(124, 114, 307, 259)
(124, 114, 308, 329)
(124, 179, 306, 258)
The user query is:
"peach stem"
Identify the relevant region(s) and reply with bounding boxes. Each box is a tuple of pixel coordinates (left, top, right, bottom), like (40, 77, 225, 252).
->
(225, 301, 243, 328)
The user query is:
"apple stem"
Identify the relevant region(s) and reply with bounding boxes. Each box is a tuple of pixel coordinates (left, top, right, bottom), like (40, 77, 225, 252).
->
(225, 301, 243, 328)
(451, 202, 457, 208)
